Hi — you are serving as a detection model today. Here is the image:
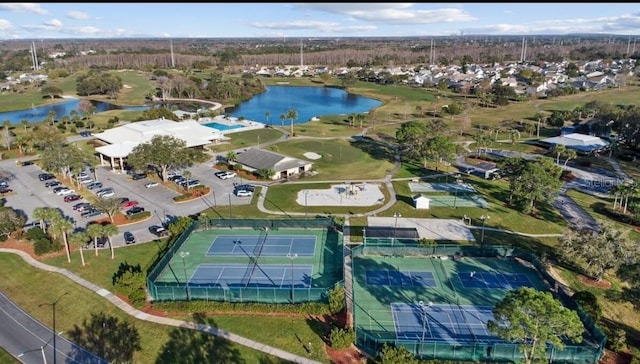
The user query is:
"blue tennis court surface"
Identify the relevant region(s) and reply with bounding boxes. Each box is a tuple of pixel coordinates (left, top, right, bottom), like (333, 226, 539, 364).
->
(366, 270, 436, 288)
(391, 303, 498, 344)
(207, 235, 317, 257)
(189, 263, 313, 288)
(457, 272, 533, 289)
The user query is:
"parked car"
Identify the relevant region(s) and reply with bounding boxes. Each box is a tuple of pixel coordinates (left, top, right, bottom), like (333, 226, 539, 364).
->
(56, 188, 76, 196)
(21, 160, 34, 166)
(52, 186, 67, 194)
(0, 188, 13, 194)
(81, 209, 105, 219)
(79, 131, 90, 137)
(96, 188, 115, 197)
(145, 181, 159, 188)
(38, 173, 55, 181)
(86, 181, 103, 190)
(149, 225, 170, 238)
(131, 172, 147, 180)
(125, 206, 145, 215)
(234, 184, 255, 192)
(120, 200, 139, 209)
(234, 189, 253, 197)
(0, 180, 8, 188)
(73, 202, 92, 211)
(44, 180, 61, 188)
(216, 171, 237, 180)
(123, 231, 136, 245)
(63, 194, 82, 203)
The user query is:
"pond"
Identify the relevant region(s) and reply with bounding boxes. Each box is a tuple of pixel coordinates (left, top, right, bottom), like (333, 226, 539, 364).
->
(0, 98, 149, 124)
(227, 85, 382, 125)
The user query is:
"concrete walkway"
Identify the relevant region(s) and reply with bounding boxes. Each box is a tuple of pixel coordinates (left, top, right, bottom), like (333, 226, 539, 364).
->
(0, 248, 322, 364)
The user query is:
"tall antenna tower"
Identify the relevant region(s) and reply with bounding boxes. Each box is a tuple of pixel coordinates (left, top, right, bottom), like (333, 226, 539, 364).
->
(300, 39, 303, 68)
(170, 39, 175, 68)
(32, 41, 39, 71)
(430, 38, 435, 66)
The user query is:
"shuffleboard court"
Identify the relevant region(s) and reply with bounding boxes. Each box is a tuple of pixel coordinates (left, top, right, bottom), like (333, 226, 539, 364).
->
(189, 263, 313, 288)
(207, 235, 317, 257)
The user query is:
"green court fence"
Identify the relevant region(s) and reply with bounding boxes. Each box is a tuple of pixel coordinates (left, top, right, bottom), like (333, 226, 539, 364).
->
(352, 244, 606, 363)
(147, 217, 341, 304)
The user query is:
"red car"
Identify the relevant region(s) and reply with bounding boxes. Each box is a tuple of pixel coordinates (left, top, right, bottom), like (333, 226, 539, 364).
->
(120, 200, 139, 209)
(64, 194, 82, 203)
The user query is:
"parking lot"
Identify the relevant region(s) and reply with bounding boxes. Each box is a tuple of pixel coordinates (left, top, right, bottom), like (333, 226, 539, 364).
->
(0, 156, 253, 248)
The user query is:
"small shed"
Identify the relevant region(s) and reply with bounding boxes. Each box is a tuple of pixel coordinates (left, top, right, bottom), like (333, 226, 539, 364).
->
(413, 194, 431, 210)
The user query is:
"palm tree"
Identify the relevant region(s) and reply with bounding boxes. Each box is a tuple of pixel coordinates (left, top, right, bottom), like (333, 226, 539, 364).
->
(552, 144, 566, 165)
(69, 231, 90, 267)
(20, 119, 29, 132)
(225, 151, 237, 165)
(33, 207, 54, 232)
(533, 112, 544, 138)
(279, 114, 286, 127)
(2, 120, 12, 151)
(101, 223, 119, 260)
(50, 214, 73, 264)
(93, 197, 122, 224)
(286, 108, 298, 136)
(87, 223, 103, 257)
(562, 149, 577, 169)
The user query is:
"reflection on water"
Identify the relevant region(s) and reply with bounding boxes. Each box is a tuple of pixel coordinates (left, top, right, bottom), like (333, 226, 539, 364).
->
(0, 98, 150, 124)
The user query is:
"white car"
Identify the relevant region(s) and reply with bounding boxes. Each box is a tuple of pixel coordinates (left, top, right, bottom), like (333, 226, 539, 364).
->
(145, 181, 160, 188)
(235, 189, 253, 197)
(216, 171, 237, 180)
(56, 188, 76, 196)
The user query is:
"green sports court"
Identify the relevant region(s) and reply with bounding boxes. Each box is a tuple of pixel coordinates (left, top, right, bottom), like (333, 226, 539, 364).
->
(352, 244, 606, 363)
(147, 218, 343, 304)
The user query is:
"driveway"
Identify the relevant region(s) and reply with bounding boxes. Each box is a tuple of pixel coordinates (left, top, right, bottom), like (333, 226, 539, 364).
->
(0, 156, 253, 248)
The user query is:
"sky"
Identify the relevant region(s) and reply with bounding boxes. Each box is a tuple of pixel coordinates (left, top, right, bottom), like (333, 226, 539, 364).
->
(0, 3, 639, 39)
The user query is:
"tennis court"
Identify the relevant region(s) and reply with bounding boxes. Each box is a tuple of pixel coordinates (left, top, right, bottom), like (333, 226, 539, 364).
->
(366, 270, 436, 288)
(352, 244, 605, 363)
(409, 182, 477, 193)
(456, 271, 533, 289)
(146, 218, 343, 304)
(207, 235, 316, 257)
(392, 303, 496, 344)
(190, 263, 313, 288)
(426, 194, 489, 208)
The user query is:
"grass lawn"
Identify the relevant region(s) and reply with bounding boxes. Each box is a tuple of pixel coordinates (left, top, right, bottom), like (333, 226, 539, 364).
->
(0, 347, 19, 364)
(207, 128, 284, 153)
(0, 92, 70, 113)
(0, 253, 286, 364)
(268, 138, 397, 180)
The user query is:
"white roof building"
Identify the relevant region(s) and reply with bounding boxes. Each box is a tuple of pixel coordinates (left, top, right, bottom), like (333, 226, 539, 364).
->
(540, 133, 609, 154)
(93, 118, 224, 170)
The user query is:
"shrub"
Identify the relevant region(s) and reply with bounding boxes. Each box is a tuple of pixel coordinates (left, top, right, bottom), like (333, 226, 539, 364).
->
(125, 211, 151, 221)
(606, 328, 627, 352)
(328, 327, 354, 350)
(328, 285, 345, 314)
(572, 291, 602, 321)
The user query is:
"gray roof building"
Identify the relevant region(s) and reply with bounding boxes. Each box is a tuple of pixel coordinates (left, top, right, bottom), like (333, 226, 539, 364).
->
(235, 148, 313, 180)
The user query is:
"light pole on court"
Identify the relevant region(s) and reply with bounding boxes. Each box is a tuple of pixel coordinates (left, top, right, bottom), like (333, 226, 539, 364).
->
(418, 300, 426, 342)
(453, 174, 461, 208)
(287, 253, 298, 304)
(38, 292, 69, 364)
(480, 215, 490, 245)
(393, 212, 401, 246)
(179, 251, 190, 300)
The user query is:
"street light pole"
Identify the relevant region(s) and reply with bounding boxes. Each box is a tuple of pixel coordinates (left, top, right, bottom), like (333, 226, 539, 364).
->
(304, 191, 308, 217)
(212, 190, 217, 207)
(393, 212, 401, 246)
(38, 292, 68, 364)
(179, 251, 190, 300)
(287, 253, 298, 304)
(228, 192, 232, 218)
(480, 215, 490, 245)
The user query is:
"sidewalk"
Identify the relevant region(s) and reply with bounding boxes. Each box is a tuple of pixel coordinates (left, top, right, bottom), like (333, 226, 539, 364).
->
(0, 248, 323, 364)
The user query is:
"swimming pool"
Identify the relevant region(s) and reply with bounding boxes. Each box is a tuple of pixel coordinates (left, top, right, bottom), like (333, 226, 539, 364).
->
(203, 122, 244, 131)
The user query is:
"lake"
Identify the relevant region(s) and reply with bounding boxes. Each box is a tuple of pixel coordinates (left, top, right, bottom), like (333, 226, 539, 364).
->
(227, 85, 382, 125)
(0, 98, 149, 124)
(0, 85, 382, 126)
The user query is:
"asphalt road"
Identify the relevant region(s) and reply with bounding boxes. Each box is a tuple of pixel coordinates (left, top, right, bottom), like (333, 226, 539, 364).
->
(0, 155, 252, 248)
(0, 291, 108, 364)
